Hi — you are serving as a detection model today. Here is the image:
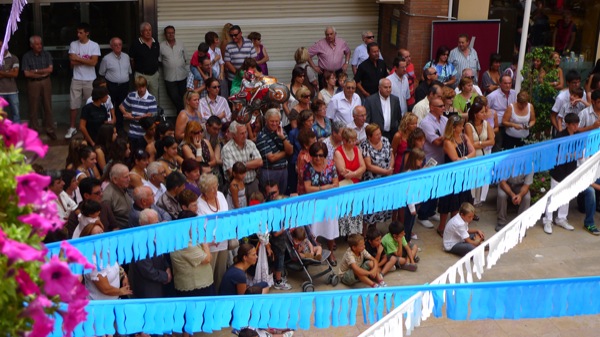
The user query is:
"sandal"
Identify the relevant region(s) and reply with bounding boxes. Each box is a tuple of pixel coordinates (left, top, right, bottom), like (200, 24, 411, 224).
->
(436, 229, 444, 238)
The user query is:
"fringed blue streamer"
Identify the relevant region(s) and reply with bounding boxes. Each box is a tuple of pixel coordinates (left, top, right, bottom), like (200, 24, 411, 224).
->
(273, 297, 291, 329)
(314, 199, 326, 223)
(190, 219, 199, 246)
(123, 304, 146, 333)
(314, 295, 330, 328)
(493, 287, 507, 319)
(287, 296, 301, 329)
(146, 227, 155, 258)
(134, 230, 148, 261)
(504, 286, 521, 319)
(446, 289, 457, 319)
(521, 285, 538, 319)
(231, 298, 253, 329)
(248, 298, 264, 327)
(257, 299, 272, 329)
(567, 282, 586, 316)
(142, 303, 157, 334)
(205, 218, 216, 245)
(299, 296, 314, 330)
(339, 294, 351, 326)
(454, 288, 470, 320)
(184, 302, 201, 334)
(385, 291, 394, 313)
(172, 302, 186, 333)
(432, 289, 444, 318)
(81, 304, 95, 334)
(349, 294, 360, 326)
(215, 300, 235, 329)
(214, 218, 225, 243)
(161, 303, 175, 334)
(556, 281, 569, 317)
(376, 292, 385, 321)
(469, 288, 486, 320)
(331, 295, 341, 327)
(114, 304, 127, 333)
(587, 281, 600, 315)
(200, 301, 214, 332)
(93, 239, 103, 269)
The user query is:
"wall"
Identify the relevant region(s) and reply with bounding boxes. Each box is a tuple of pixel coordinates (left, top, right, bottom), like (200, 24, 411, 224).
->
(457, 0, 490, 20)
(379, 0, 449, 81)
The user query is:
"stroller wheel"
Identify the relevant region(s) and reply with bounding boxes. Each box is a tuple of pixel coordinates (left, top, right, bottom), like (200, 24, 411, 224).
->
(302, 281, 315, 292)
(330, 274, 340, 287)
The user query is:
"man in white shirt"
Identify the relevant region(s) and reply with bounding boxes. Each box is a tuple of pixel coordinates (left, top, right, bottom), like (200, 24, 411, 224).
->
(160, 26, 188, 113)
(350, 31, 382, 75)
(553, 69, 587, 132)
(487, 75, 517, 149)
(67, 22, 100, 139)
(99, 37, 131, 133)
(326, 79, 361, 125)
(144, 162, 167, 203)
(414, 84, 443, 123)
(387, 56, 410, 114)
(348, 106, 368, 143)
(448, 34, 481, 85)
(205, 31, 226, 97)
(578, 90, 600, 132)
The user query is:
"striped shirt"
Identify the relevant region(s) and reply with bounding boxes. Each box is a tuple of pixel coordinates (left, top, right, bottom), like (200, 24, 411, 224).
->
(186, 72, 208, 98)
(222, 139, 261, 183)
(223, 38, 257, 81)
(255, 128, 288, 170)
(122, 90, 157, 138)
(199, 95, 231, 123)
(448, 47, 480, 84)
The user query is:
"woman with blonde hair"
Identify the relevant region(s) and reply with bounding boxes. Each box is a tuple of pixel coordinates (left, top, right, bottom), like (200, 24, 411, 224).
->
(179, 121, 216, 167)
(294, 47, 318, 89)
(219, 23, 233, 55)
(175, 91, 202, 141)
(392, 112, 418, 173)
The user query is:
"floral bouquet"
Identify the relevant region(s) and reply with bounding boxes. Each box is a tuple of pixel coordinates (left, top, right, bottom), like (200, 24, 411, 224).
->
(0, 100, 91, 337)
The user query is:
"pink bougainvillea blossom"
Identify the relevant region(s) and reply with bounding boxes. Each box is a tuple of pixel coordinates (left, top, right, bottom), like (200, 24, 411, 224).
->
(60, 241, 94, 270)
(61, 297, 88, 336)
(0, 120, 48, 157)
(16, 173, 50, 207)
(39, 256, 80, 301)
(15, 269, 39, 296)
(1, 237, 46, 262)
(25, 295, 55, 337)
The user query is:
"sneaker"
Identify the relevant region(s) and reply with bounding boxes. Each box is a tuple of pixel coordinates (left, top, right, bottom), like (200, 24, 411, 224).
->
(495, 224, 505, 232)
(390, 265, 397, 272)
(379, 280, 387, 287)
(400, 263, 418, 272)
(372, 283, 380, 288)
(555, 220, 574, 231)
(65, 127, 77, 139)
(543, 222, 553, 234)
(584, 224, 600, 235)
(418, 219, 434, 228)
(429, 213, 440, 222)
(411, 233, 418, 240)
(274, 280, 292, 290)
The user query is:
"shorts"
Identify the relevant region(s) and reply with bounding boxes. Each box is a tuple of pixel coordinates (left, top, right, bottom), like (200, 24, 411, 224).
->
(341, 260, 372, 286)
(70, 79, 93, 109)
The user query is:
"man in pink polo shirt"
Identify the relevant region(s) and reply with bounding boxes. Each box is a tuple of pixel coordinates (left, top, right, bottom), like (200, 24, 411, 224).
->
(308, 26, 351, 90)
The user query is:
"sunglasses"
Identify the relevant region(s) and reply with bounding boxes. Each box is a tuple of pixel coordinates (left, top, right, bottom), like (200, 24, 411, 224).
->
(229, 32, 240, 38)
(429, 72, 437, 75)
(313, 153, 326, 158)
(301, 95, 311, 99)
(366, 35, 375, 39)
(211, 86, 221, 89)
(466, 76, 475, 79)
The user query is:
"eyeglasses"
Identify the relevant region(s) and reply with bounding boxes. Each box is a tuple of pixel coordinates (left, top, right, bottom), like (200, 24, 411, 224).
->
(211, 86, 221, 89)
(366, 35, 375, 39)
(313, 153, 326, 158)
(429, 72, 437, 75)
(466, 76, 475, 79)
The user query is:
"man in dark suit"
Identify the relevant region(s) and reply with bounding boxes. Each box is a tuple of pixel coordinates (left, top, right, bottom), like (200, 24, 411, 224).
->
(364, 78, 402, 141)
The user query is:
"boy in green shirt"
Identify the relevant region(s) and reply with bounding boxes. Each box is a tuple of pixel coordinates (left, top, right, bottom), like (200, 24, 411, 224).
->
(381, 222, 418, 271)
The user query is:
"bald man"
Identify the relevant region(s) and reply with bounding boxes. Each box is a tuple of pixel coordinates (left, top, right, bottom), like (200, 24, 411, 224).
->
(364, 78, 402, 141)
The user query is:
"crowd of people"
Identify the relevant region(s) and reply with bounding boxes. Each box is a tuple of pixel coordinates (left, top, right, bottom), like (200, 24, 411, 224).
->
(24, 19, 600, 298)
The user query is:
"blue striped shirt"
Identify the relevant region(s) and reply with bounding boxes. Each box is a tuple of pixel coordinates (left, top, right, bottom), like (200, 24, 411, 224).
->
(122, 90, 157, 138)
(223, 38, 256, 81)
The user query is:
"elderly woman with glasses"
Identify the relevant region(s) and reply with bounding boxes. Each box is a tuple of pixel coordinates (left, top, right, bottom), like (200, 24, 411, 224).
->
(437, 115, 475, 236)
(465, 99, 495, 206)
(179, 120, 216, 166)
(302, 141, 339, 264)
(424, 45, 456, 87)
(502, 91, 535, 149)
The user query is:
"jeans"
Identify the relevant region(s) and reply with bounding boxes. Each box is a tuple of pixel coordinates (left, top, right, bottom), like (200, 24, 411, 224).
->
(1, 93, 20, 123)
(582, 186, 596, 228)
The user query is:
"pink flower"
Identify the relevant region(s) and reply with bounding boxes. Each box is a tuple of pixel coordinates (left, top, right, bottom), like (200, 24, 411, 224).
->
(16, 173, 50, 207)
(0, 120, 48, 157)
(15, 269, 39, 296)
(60, 241, 94, 270)
(18, 213, 57, 237)
(25, 295, 54, 337)
(1, 237, 46, 262)
(0, 97, 8, 108)
(540, 177, 545, 182)
(40, 256, 81, 301)
(61, 297, 88, 336)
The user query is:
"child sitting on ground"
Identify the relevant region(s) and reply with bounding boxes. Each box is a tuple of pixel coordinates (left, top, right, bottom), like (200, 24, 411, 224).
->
(381, 221, 418, 271)
(443, 202, 485, 257)
(73, 199, 104, 239)
(557, 87, 588, 132)
(339, 233, 386, 288)
(365, 226, 398, 275)
(291, 226, 322, 260)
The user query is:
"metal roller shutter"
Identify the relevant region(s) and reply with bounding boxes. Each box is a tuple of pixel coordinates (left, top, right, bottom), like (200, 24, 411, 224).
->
(157, 0, 379, 116)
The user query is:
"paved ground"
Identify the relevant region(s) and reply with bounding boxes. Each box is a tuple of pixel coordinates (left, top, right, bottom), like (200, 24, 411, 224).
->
(36, 128, 600, 337)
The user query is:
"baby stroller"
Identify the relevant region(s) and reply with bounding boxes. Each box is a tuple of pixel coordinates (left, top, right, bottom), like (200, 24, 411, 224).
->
(284, 226, 339, 292)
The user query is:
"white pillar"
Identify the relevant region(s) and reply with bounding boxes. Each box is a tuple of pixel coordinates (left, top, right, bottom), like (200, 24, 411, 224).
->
(515, 0, 533, 92)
